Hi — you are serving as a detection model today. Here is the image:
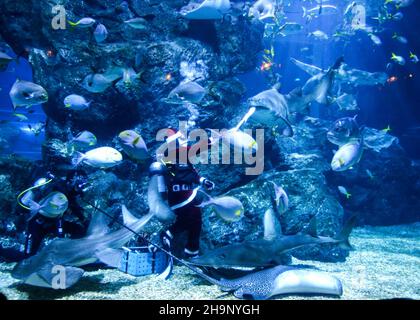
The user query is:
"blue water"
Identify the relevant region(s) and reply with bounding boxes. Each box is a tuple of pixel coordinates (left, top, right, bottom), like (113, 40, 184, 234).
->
(1, 2, 419, 159)
(0, 50, 45, 160)
(0, 0, 420, 301)
(238, 0, 420, 158)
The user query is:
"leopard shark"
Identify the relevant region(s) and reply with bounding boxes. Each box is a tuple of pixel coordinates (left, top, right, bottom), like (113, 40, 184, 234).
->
(191, 264, 343, 300)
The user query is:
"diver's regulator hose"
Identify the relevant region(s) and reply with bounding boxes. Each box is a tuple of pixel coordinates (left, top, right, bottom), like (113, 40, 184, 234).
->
(16, 178, 53, 210)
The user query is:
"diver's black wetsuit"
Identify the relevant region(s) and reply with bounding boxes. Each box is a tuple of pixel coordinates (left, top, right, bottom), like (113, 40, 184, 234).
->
(0, 170, 88, 262)
(165, 163, 203, 255)
(150, 160, 214, 258)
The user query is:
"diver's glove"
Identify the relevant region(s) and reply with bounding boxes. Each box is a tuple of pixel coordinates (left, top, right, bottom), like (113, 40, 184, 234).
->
(200, 178, 215, 191)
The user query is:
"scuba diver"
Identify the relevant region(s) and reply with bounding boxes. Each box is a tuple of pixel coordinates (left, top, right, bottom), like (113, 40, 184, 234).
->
(149, 129, 215, 259)
(0, 168, 89, 262)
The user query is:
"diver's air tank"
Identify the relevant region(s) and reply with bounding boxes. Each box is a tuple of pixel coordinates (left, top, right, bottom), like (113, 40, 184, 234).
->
(149, 162, 167, 194)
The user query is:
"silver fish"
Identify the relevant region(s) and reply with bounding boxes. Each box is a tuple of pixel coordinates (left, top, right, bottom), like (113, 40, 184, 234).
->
(165, 81, 206, 104)
(331, 138, 363, 171)
(64, 94, 91, 111)
(72, 147, 122, 168)
(9, 79, 48, 109)
(70, 131, 97, 148)
(198, 193, 244, 222)
(124, 18, 148, 30)
(82, 73, 114, 93)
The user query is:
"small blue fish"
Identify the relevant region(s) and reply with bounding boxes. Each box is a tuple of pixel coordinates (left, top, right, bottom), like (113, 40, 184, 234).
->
(338, 186, 351, 199)
(94, 23, 108, 43)
(64, 94, 91, 111)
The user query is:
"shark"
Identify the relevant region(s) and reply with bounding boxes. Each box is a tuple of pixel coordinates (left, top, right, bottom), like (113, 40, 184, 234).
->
(247, 58, 343, 136)
(247, 87, 297, 137)
(190, 206, 356, 269)
(191, 264, 343, 300)
(291, 58, 388, 88)
(11, 205, 154, 289)
(301, 57, 344, 104)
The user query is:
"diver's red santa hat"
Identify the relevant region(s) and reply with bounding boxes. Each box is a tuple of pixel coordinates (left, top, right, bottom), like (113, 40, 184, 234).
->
(164, 128, 211, 164)
(165, 128, 189, 151)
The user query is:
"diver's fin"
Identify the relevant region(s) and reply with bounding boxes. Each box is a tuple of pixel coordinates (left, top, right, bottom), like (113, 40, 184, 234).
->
(96, 248, 124, 268)
(336, 214, 358, 250)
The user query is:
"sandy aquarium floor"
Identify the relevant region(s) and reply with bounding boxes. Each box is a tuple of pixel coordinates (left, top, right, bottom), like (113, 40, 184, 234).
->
(0, 223, 419, 300)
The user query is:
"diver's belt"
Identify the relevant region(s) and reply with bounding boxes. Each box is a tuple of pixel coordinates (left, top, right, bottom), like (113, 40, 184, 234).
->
(170, 187, 199, 210)
(118, 246, 168, 276)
